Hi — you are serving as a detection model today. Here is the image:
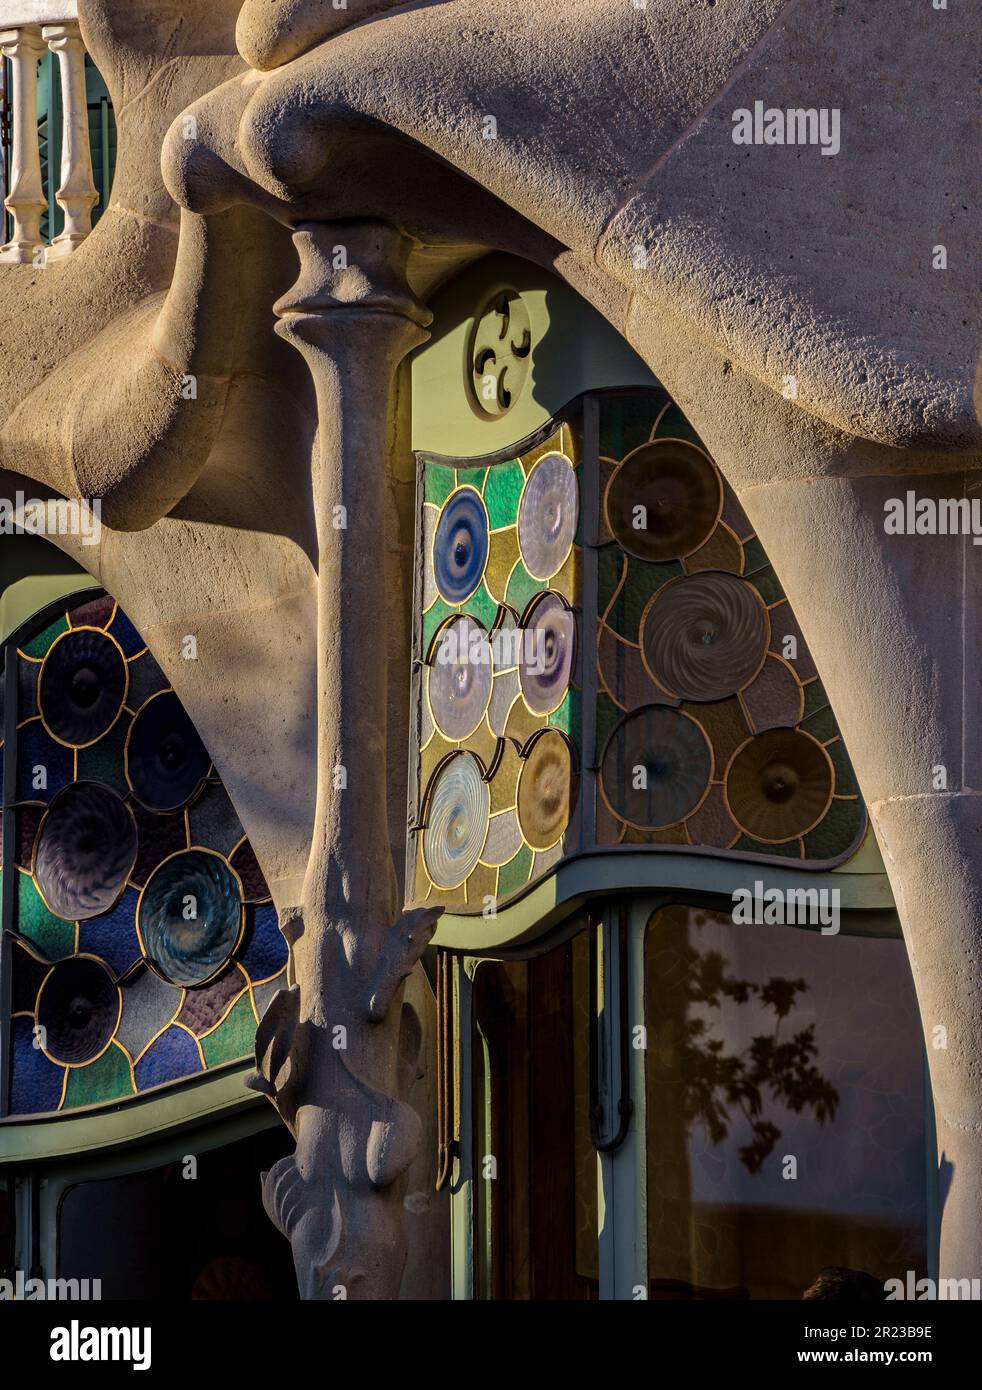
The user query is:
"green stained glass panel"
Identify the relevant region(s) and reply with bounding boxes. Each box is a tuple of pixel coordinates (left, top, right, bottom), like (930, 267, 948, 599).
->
(801, 705, 839, 743)
(18, 615, 68, 660)
(76, 715, 131, 793)
(802, 796, 864, 861)
(548, 688, 580, 737)
(741, 536, 769, 576)
(802, 677, 830, 719)
(825, 738, 861, 797)
(201, 993, 258, 1067)
(746, 565, 785, 606)
(468, 583, 499, 631)
(484, 460, 525, 528)
(605, 555, 681, 643)
(497, 843, 534, 898)
(62, 1041, 133, 1109)
(599, 392, 665, 460)
(17, 875, 75, 958)
(422, 596, 456, 653)
(598, 545, 625, 611)
(424, 463, 456, 507)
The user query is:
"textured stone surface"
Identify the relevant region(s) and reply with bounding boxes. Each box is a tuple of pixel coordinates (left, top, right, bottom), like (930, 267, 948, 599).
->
(0, 0, 978, 1292)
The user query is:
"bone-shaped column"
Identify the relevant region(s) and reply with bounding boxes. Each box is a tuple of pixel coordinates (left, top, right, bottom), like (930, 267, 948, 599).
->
(249, 221, 440, 1299)
(0, 26, 47, 264)
(43, 21, 98, 257)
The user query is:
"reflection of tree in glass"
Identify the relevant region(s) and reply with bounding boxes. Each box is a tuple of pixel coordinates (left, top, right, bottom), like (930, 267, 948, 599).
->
(678, 915, 839, 1174)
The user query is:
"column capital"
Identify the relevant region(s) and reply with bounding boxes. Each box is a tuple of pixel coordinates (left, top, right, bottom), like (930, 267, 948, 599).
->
(0, 24, 45, 57)
(42, 19, 83, 50)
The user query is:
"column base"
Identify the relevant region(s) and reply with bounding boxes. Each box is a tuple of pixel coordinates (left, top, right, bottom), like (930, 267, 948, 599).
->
(0, 239, 46, 266)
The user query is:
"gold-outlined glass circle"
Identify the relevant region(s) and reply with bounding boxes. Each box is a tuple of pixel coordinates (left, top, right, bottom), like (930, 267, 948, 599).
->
(516, 727, 578, 852)
(604, 438, 722, 563)
(639, 570, 770, 702)
(517, 450, 579, 581)
(518, 590, 577, 717)
(37, 625, 129, 750)
(124, 688, 212, 815)
(426, 614, 494, 742)
(421, 751, 491, 890)
(34, 952, 122, 1068)
(599, 704, 713, 831)
(135, 846, 245, 989)
(32, 781, 139, 922)
(724, 727, 835, 843)
(432, 484, 491, 606)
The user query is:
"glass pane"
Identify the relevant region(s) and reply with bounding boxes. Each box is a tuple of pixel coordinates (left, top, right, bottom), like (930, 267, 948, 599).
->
(58, 1125, 297, 1300)
(645, 904, 927, 1299)
(472, 931, 598, 1299)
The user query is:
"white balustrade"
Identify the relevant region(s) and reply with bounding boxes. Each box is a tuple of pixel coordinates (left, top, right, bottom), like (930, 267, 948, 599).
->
(0, 2, 98, 265)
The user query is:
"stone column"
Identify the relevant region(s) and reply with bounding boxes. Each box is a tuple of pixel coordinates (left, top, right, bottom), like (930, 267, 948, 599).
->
(43, 21, 98, 257)
(248, 221, 440, 1299)
(0, 26, 47, 264)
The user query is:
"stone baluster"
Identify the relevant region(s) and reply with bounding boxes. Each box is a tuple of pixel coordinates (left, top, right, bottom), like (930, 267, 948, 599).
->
(43, 20, 97, 256)
(0, 25, 47, 264)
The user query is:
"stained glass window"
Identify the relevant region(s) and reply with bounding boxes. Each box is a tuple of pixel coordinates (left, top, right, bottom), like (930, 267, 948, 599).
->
(408, 418, 583, 910)
(408, 388, 866, 912)
(0, 593, 286, 1117)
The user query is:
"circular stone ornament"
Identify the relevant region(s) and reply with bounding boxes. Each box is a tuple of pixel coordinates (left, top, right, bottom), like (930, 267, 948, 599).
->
(38, 627, 128, 748)
(516, 729, 577, 851)
(34, 782, 138, 921)
(36, 955, 120, 1066)
(138, 848, 244, 987)
(725, 728, 834, 842)
(467, 287, 532, 418)
(605, 440, 722, 562)
(433, 488, 490, 605)
(519, 592, 577, 715)
(600, 705, 712, 830)
(518, 451, 579, 580)
(641, 571, 770, 701)
(422, 753, 491, 889)
(126, 690, 211, 813)
(428, 616, 494, 741)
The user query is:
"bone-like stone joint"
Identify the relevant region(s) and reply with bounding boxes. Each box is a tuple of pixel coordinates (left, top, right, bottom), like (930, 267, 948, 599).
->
(43, 21, 98, 258)
(0, 25, 47, 264)
(248, 220, 440, 1299)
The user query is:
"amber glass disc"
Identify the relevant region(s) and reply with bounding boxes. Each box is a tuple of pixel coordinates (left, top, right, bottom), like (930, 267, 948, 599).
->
(605, 440, 722, 562)
(516, 730, 577, 851)
(726, 728, 833, 842)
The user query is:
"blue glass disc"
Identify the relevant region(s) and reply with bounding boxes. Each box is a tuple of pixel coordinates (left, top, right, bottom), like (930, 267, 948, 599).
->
(126, 690, 210, 812)
(433, 488, 489, 605)
(138, 849, 243, 987)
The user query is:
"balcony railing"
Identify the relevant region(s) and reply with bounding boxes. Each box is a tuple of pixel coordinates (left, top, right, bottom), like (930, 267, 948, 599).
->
(0, 0, 98, 264)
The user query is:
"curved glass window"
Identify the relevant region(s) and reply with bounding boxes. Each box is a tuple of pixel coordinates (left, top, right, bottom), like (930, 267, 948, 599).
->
(0, 592, 286, 1117)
